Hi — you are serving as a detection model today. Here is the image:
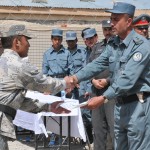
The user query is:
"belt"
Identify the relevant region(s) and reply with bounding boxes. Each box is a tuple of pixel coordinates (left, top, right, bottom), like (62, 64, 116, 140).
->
(49, 74, 66, 78)
(0, 104, 16, 119)
(116, 94, 139, 105)
(143, 92, 150, 99)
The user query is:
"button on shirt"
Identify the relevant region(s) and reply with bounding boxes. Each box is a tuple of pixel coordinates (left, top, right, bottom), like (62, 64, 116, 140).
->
(42, 46, 74, 76)
(75, 30, 150, 100)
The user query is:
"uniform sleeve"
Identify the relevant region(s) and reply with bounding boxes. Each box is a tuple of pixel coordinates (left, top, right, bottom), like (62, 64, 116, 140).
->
(104, 47, 150, 100)
(42, 52, 49, 75)
(75, 49, 109, 82)
(18, 61, 66, 95)
(82, 49, 87, 67)
(68, 52, 75, 75)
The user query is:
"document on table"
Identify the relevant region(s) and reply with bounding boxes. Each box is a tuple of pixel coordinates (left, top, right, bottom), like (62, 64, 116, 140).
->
(25, 90, 83, 111)
(25, 90, 63, 104)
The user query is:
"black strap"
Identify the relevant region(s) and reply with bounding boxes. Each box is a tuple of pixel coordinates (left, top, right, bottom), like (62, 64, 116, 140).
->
(0, 104, 16, 119)
(117, 94, 139, 104)
(50, 74, 66, 78)
(143, 92, 150, 99)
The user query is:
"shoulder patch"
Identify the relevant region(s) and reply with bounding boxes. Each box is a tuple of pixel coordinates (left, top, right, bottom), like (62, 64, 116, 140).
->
(132, 52, 143, 61)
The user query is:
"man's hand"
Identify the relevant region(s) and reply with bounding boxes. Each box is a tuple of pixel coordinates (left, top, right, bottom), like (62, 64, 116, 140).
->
(92, 79, 108, 89)
(50, 101, 71, 114)
(83, 96, 105, 109)
(84, 92, 91, 98)
(64, 75, 78, 89)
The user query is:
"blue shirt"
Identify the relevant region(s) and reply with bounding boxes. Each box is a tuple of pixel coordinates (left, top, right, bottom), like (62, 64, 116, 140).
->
(75, 30, 150, 100)
(68, 45, 86, 73)
(42, 45, 74, 76)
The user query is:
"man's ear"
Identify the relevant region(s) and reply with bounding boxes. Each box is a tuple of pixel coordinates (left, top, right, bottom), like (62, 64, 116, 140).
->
(127, 18, 133, 27)
(14, 38, 21, 47)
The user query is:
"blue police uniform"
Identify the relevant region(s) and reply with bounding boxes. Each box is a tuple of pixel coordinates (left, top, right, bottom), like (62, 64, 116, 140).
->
(66, 31, 87, 74)
(89, 38, 115, 149)
(42, 46, 74, 77)
(42, 29, 74, 78)
(76, 3, 150, 150)
(69, 46, 86, 76)
(79, 29, 100, 144)
(75, 28, 150, 149)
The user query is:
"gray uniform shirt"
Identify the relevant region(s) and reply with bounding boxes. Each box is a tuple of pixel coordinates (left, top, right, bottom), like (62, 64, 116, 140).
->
(75, 30, 150, 100)
(0, 49, 66, 139)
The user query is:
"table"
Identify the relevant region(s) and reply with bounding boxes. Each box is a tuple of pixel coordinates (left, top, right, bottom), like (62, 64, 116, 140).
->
(13, 93, 86, 150)
(35, 116, 71, 150)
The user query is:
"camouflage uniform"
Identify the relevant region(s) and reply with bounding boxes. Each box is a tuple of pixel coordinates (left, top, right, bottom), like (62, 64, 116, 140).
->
(0, 49, 66, 139)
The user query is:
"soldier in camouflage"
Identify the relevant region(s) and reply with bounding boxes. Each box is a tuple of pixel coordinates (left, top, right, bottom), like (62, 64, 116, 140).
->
(0, 24, 71, 150)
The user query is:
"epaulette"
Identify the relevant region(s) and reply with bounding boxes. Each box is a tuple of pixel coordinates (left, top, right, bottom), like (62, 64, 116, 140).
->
(133, 36, 144, 45)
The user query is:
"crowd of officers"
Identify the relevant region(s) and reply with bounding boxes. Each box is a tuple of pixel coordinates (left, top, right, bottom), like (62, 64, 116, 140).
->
(0, 2, 150, 149)
(42, 12, 150, 150)
(42, 20, 114, 150)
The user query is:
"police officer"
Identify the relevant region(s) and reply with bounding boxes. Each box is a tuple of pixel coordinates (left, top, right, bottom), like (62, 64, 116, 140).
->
(0, 25, 71, 150)
(42, 28, 74, 77)
(133, 14, 150, 39)
(68, 2, 150, 150)
(79, 28, 99, 145)
(42, 28, 74, 96)
(89, 20, 115, 150)
(83, 28, 98, 63)
(65, 31, 94, 144)
(66, 31, 86, 98)
(66, 31, 86, 75)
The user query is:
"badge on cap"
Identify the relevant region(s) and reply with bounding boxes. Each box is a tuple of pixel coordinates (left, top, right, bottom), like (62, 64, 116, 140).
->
(107, 20, 111, 24)
(133, 52, 142, 61)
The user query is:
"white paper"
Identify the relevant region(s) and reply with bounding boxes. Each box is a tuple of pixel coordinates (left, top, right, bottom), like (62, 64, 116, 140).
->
(25, 90, 63, 104)
(25, 90, 83, 112)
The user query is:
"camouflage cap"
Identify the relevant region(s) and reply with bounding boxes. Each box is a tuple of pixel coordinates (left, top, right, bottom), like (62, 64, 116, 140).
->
(66, 31, 77, 40)
(1, 24, 32, 39)
(102, 20, 111, 28)
(106, 2, 135, 16)
(133, 14, 150, 27)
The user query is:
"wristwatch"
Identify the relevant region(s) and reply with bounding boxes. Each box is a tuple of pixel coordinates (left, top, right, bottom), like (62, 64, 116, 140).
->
(102, 95, 108, 103)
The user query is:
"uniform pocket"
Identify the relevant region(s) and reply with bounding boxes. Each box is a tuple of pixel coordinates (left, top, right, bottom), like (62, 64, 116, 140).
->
(74, 58, 83, 67)
(59, 58, 68, 67)
(109, 57, 116, 72)
(47, 57, 56, 67)
(120, 56, 128, 70)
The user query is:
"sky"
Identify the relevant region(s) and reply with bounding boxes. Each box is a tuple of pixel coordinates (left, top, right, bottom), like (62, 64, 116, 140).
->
(93, 0, 150, 9)
(0, 0, 150, 10)
(117, 0, 150, 9)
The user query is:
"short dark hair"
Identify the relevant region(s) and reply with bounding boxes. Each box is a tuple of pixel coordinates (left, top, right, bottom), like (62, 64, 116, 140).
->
(81, 27, 90, 38)
(1, 36, 22, 49)
(51, 35, 63, 39)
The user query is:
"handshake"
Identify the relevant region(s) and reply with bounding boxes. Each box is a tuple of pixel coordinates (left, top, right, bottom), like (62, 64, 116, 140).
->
(64, 75, 79, 90)
(63, 75, 107, 110)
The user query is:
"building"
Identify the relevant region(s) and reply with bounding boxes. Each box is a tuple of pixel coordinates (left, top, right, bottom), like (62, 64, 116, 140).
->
(0, 0, 149, 69)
